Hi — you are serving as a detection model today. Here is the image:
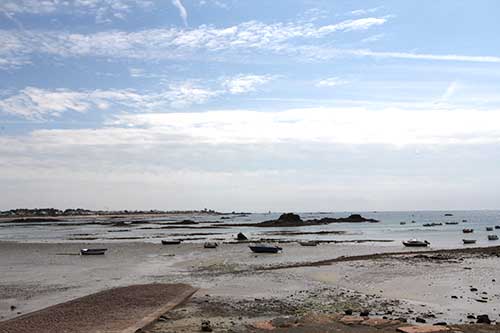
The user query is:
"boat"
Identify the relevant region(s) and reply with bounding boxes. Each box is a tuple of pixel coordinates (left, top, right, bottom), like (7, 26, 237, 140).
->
(400, 222, 406, 225)
(486, 227, 494, 231)
(462, 239, 476, 244)
(445, 222, 458, 225)
(423, 223, 442, 227)
(462, 219, 468, 222)
(204, 242, 218, 248)
(249, 244, 282, 253)
(462, 228, 474, 233)
(161, 239, 182, 245)
(299, 240, 318, 246)
(444, 213, 453, 216)
(402, 239, 430, 247)
(488, 235, 499, 241)
(495, 226, 500, 229)
(80, 248, 107, 255)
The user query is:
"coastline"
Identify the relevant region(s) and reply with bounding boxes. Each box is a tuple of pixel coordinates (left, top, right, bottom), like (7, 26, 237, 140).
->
(2, 240, 500, 330)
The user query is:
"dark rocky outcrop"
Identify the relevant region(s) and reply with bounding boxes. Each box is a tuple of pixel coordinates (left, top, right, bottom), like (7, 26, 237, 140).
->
(240, 213, 379, 228)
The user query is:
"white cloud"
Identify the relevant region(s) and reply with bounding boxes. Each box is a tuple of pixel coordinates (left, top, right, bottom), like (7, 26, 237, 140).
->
(315, 77, 348, 87)
(440, 81, 459, 101)
(350, 7, 381, 16)
(172, 0, 188, 26)
(0, 17, 387, 68)
(0, 75, 273, 118)
(0, 0, 154, 22)
(361, 33, 384, 43)
(222, 74, 274, 94)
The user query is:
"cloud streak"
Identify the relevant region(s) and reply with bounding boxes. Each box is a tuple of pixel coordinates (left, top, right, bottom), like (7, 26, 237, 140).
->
(0, 17, 387, 68)
(172, 0, 188, 26)
(0, 74, 274, 119)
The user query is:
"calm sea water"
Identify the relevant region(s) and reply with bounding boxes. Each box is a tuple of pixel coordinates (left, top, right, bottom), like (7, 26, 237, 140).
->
(1, 210, 500, 248)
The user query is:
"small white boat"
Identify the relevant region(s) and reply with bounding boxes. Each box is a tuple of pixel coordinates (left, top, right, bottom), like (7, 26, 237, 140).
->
(402, 239, 430, 247)
(488, 235, 499, 241)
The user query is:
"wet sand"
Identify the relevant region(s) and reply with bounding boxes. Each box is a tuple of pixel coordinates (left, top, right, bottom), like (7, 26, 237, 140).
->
(1, 240, 500, 331)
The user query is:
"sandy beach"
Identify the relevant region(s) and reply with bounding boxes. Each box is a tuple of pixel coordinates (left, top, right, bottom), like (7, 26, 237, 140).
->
(1, 239, 500, 331)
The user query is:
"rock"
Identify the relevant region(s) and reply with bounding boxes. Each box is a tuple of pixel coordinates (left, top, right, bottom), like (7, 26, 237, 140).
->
(201, 320, 213, 332)
(236, 232, 248, 240)
(416, 317, 426, 323)
(340, 316, 365, 325)
(344, 309, 353, 315)
(476, 314, 491, 324)
(360, 310, 370, 317)
(434, 322, 447, 326)
(277, 213, 302, 223)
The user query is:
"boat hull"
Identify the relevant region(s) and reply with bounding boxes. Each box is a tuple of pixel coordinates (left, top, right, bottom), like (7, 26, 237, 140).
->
(249, 246, 282, 253)
(80, 248, 107, 255)
(402, 241, 429, 247)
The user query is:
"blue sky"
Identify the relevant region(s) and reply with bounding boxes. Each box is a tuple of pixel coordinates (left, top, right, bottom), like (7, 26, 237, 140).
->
(1, 0, 500, 211)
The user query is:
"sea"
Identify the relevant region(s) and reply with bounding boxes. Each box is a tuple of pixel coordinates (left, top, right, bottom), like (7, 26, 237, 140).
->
(1, 210, 500, 248)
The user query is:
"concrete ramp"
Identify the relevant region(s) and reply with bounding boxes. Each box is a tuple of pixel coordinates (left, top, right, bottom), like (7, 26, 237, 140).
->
(0, 283, 197, 333)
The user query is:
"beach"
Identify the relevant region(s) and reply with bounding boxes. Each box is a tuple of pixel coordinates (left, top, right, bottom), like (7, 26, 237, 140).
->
(1, 234, 500, 331)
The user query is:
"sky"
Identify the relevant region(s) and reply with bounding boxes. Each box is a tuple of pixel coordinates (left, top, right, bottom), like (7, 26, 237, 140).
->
(1, 0, 500, 212)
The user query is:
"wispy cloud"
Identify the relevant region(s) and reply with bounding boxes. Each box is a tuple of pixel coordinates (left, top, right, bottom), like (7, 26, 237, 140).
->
(172, 0, 188, 26)
(0, 17, 387, 69)
(222, 74, 275, 94)
(315, 77, 349, 87)
(0, 74, 274, 119)
(299, 46, 500, 64)
(0, 0, 154, 23)
(349, 7, 381, 16)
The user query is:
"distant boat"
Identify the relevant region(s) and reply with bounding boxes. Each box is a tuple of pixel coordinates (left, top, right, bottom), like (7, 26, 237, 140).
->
(488, 235, 499, 241)
(462, 219, 468, 222)
(402, 239, 430, 247)
(161, 239, 181, 245)
(486, 227, 494, 231)
(463, 239, 476, 244)
(299, 240, 318, 246)
(204, 241, 218, 248)
(80, 248, 107, 255)
(496, 226, 500, 230)
(444, 213, 453, 216)
(249, 244, 282, 253)
(462, 228, 474, 233)
(400, 222, 406, 225)
(423, 223, 442, 227)
(445, 222, 458, 225)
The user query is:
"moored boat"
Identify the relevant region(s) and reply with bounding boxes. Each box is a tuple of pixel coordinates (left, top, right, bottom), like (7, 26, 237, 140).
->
(488, 235, 499, 241)
(249, 244, 282, 253)
(402, 239, 430, 247)
(462, 239, 476, 244)
(204, 241, 218, 248)
(400, 221, 406, 225)
(161, 239, 182, 245)
(486, 227, 494, 231)
(495, 226, 500, 229)
(462, 228, 474, 233)
(445, 222, 458, 225)
(80, 248, 107, 255)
